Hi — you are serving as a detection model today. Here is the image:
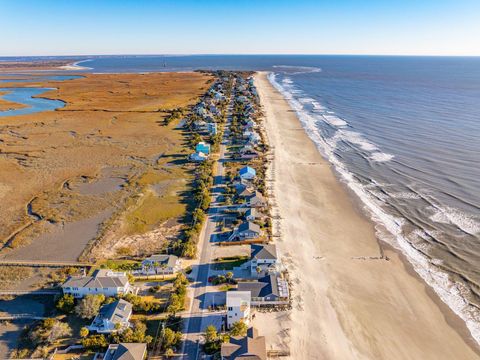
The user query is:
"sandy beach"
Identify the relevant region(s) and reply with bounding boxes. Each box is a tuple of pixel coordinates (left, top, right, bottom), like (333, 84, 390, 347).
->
(254, 72, 480, 359)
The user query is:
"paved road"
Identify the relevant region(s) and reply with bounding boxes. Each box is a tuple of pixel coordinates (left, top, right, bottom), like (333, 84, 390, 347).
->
(181, 91, 234, 360)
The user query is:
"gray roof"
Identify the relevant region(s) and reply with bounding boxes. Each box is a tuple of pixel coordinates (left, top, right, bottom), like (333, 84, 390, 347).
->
(221, 327, 266, 360)
(251, 244, 277, 261)
(104, 343, 147, 360)
(238, 221, 261, 234)
(62, 269, 129, 289)
(96, 299, 132, 324)
(248, 191, 265, 205)
(143, 254, 178, 268)
(237, 274, 278, 298)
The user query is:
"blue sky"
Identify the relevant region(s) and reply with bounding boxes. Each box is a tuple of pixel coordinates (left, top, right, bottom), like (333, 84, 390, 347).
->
(1, 0, 479, 56)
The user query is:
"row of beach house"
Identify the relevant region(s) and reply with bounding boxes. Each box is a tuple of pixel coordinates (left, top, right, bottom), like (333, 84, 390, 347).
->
(57, 74, 286, 359)
(219, 75, 289, 359)
(189, 79, 227, 162)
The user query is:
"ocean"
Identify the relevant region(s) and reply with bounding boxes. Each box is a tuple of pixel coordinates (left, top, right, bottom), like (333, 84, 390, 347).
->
(3, 54, 480, 341)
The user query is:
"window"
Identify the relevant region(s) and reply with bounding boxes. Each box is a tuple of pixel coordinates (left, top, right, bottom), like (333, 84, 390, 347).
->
(228, 307, 233, 311)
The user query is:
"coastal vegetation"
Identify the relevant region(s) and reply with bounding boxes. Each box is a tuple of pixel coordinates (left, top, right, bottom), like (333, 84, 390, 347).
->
(0, 72, 212, 264)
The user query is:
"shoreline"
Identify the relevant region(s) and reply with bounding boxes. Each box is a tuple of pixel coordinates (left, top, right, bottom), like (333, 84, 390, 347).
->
(255, 71, 480, 359)
(59, 59, 92, 71)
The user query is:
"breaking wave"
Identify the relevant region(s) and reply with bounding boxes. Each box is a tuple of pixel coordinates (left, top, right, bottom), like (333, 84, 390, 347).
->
(267, 71, 480, 346)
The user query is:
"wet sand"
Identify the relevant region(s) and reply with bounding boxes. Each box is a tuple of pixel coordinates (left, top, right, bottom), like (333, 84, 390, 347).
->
(254, 72, 480, 360)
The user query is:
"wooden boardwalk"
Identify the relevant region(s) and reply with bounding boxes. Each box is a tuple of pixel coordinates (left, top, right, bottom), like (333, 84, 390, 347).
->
(0, 259, 91, 268)
(0, 289, 61, 296)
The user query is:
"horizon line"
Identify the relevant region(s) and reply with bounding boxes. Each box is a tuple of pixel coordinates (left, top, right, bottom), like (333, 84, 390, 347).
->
(1, 53, 480, 59)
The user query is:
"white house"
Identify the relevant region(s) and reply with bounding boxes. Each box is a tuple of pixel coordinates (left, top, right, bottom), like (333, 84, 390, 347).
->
(226, 291, 251, 329)
(250, 244, 278, 276)
(141, 254, 181, 275)
(207, 122, 217, 135)
(88, 299, 132, 334)
(190, 152, 208, 162)
(62, 269, 131, 298)
(245, 208, 257, 222)
(193, 120, 207, 131)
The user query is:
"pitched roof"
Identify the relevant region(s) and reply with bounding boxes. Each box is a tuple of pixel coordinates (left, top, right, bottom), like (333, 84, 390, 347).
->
(251, 244, 277, 261)
(248, 191, 265, 202)
(221, 327, 266, 360)
(239, 166, 256, 177)
(62, 269, 129, 289)
(238, 221, 261, 234)
(97, 299, 132, 324)
(143, 254, 179, 268)
(237, 274, 278, 298)
(104, 343, 147, 360)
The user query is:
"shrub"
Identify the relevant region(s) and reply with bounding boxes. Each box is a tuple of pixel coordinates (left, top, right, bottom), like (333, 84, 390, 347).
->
(29, 318, 72, 346)
(123, 293, 160, 313)
(230, 321, 248, 337)
(75, 294, 105, 319)
(81, 334, 108, 351)
(56, 294, 75, 314)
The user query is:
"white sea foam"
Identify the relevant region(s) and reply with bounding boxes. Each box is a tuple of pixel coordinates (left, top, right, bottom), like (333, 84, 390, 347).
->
(391, 191, 421, 200)
(267, 71, 480, 346)
(312, 101, 325, 110)
(340, 130, 378, 151)
(428, 206, 480, 235)
(370, 152, 395, 162)
(299, 97, 316, 104)
(322, 114, 348, 127)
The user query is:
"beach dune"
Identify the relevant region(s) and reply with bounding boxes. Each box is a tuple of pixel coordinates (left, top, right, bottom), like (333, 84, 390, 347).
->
(255, 72, 479, 360)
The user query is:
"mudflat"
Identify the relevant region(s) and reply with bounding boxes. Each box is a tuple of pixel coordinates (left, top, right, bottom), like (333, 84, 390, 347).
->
(0, 72, 212, 261)
(254, 72, 479, 360)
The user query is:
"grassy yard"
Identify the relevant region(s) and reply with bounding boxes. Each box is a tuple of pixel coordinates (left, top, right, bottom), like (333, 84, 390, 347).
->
(212, 256, 249, 270)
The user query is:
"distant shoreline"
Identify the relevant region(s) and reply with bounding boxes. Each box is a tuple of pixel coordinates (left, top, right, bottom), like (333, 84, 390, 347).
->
(59, 59, 92, 71)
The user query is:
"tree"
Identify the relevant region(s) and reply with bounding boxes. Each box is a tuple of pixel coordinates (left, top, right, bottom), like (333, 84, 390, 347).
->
(204, 325, 221, 354)
(81, 334, 108, 351)
(56, 294, 75, 313)
(167, 294, 183, 315)
(230, 321, 248, 337)
(29, 318, 72, 346)
(204, 325, 218, 343)
(48, 321, 72, 343)
(161, 327, 182, 350)
(116, 320, 153, 344)
(165, 348, 175, 358)
(79, 327, 89, 338)
(75, 294, 105, 319)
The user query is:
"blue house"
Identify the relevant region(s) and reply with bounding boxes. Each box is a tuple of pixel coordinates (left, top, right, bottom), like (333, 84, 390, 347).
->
(239, 166, 256, 180)
(196, 142, 211, 155)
